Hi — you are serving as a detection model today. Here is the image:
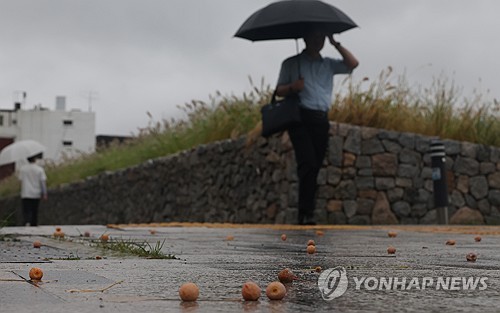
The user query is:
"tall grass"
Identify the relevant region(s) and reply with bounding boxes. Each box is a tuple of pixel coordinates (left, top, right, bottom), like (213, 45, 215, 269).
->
(0, 70, 498, 197)
(331, 67, 500, 144)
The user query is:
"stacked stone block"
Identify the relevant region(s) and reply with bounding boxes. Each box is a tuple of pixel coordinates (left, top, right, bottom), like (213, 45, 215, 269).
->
(0, 122, 498, 225)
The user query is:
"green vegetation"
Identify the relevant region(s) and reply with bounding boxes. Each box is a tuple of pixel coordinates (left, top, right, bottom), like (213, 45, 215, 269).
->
(49, 252, 81, 260)
(0, 211, 16, 231)
(0, 214, 18, 240)
(330, 68, 499, 144)
(94, 238, 176, 259)
(0, 234, 20, 242)
(0, 69, 498, 197)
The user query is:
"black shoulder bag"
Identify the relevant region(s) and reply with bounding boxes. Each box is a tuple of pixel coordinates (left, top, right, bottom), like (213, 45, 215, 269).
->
(260, 55, 302, 137)
(260, 91, 301, 137)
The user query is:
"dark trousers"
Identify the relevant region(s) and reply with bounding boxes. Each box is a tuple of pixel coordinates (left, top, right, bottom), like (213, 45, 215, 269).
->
(22, 198, 40, 226)
(288, 108, 329, 222)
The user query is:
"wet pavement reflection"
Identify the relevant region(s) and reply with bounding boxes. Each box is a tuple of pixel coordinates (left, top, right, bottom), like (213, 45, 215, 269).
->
(1, 224, 500, 312)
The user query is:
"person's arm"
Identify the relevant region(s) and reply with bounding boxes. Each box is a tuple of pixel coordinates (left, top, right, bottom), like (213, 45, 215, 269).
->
(329, 35, 359, 70)
(276, 57, 305, 97)
(276, 78, 304, 97)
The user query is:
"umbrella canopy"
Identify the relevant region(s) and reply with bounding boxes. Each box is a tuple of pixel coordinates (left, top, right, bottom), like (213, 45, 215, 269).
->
(0, 140, 46, 166)
(235, 0, 357, 41)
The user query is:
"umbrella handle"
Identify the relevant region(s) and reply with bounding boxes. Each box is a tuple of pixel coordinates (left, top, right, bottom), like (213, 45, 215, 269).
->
(294, 39, 302, 79)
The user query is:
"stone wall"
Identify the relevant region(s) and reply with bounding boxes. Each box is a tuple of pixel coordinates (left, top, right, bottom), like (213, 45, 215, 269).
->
(1, 122, 499, 226)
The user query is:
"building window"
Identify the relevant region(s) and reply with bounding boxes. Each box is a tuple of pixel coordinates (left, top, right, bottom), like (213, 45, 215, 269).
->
(0, 115, 3, 126)
(63, 120, 73, 126)
(63, 141, 73, 146)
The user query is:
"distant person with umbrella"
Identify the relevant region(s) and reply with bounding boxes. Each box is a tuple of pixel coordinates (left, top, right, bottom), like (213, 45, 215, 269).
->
(17, 153, 47, 226)
(276, 28, 358, 224)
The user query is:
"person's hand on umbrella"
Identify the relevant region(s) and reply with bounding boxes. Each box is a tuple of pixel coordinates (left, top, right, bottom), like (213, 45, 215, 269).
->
(328, 34, 359, 70)
(328, 34, 341, 48)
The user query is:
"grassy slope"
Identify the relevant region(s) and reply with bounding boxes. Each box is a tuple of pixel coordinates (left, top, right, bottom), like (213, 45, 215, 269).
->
(0, 71, 498, 197)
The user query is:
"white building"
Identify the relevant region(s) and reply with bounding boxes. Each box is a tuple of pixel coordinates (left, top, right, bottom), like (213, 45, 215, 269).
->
(0, 96, 95, 163)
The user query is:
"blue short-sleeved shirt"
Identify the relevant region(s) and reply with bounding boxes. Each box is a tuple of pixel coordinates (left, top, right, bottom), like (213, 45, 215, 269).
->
(277, 50, 351, 112)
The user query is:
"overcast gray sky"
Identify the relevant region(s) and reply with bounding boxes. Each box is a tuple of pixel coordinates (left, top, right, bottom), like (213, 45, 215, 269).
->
(0, 0, 498, 136)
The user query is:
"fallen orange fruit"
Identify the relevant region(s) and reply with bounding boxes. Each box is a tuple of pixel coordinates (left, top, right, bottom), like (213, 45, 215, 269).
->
(29, 267, 43, 281)
(266, 281, 286, 300)
(55, 227, 62, 232)
(466, 252, 477, 262)
(53, 231, 65, 238)
(307, 245, 316, 254)
(281, 234, 287, 241)
(446, 240, 456, 246)
(474, 236, 482, 242)
(33, 241, 42, 248)
(242, 281, 261, 301)
(179, 282, 199, 302)
(100, 234, 110, 242)
(387, 246, 396, 254)
(307, 239, 315, 246)
(278, 268, 297, 284)
(388, 231, 397, 238)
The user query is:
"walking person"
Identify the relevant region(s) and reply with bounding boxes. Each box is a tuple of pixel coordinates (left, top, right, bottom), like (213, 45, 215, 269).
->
(276, 28, 358, 225)
(17, 154, 47, 226)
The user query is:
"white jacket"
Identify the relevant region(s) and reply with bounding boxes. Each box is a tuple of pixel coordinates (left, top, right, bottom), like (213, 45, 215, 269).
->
(18, 163, 47, 199)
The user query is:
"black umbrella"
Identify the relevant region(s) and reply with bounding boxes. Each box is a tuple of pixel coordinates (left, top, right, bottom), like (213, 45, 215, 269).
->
(235, 0, 357, 41)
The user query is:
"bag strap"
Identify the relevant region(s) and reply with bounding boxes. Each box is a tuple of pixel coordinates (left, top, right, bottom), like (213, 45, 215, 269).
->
(271, 88, 278, 104)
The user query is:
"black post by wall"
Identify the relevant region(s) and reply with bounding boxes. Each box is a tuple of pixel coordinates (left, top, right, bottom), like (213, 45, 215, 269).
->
(431, 139, 449, 224)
